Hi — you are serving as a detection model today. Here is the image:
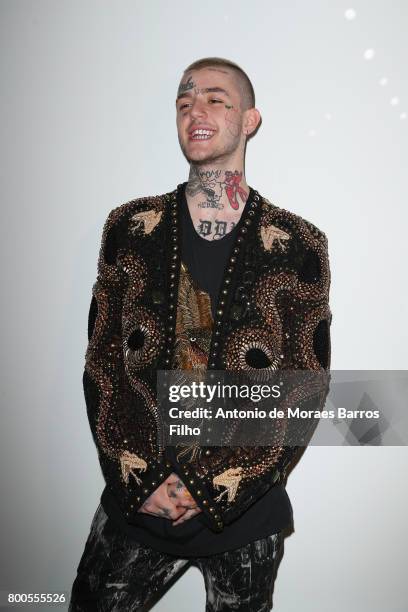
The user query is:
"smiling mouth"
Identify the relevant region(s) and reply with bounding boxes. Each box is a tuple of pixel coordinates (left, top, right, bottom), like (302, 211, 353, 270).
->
(189, 129, 216, 141)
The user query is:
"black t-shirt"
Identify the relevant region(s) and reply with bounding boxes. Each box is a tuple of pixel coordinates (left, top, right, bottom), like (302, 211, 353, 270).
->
(100, 182, 293, 557)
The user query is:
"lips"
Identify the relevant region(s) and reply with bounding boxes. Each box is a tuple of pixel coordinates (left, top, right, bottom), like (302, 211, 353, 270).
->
(189, 128, 216, 141)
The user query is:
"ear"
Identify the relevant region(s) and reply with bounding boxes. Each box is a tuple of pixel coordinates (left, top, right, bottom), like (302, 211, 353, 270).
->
(243, 108, 261, 136)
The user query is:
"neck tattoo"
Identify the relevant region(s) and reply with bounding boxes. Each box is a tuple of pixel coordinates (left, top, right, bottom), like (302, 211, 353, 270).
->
(186, 167, 248, 211)
(186, 167, 249, 241)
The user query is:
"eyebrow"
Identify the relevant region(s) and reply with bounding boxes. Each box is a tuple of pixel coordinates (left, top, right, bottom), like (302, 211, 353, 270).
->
(176, 87, 231, 102)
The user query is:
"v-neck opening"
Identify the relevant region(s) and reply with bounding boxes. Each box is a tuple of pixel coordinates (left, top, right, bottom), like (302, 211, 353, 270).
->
(180, 260, 213, 308)
(178, 181, 254, 247)
(166, 183, 263, 369)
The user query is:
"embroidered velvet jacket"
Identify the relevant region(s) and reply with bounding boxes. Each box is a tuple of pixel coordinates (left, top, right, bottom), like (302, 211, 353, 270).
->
(83, 183, 332, 533)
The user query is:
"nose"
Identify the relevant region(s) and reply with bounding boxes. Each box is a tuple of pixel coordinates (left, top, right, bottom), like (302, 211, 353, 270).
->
(190, 97, 207, 119)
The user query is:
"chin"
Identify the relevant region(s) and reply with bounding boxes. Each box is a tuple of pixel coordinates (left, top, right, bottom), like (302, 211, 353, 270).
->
(181, 147, 212, 165)
(188, 152, 215, 164)
(183, 146, 228, 166)
(179, 137, 236, 166)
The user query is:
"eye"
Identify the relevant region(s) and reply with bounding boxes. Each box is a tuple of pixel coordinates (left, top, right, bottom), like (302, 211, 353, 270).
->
(179, 103, 191, 111)
(209, 99, 223, 104)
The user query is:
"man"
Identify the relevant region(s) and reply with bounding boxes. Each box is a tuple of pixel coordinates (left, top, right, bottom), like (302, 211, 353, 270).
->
(69, 57, 332, 611)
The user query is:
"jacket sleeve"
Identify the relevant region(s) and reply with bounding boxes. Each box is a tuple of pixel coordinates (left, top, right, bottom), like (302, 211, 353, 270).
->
(82, 208, 174, 520)
(174, 226, 332, 532)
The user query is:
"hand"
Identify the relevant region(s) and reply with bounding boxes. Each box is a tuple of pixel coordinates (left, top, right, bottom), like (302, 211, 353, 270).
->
(137, 474, 187, 520)
(167, 476, 203, 526)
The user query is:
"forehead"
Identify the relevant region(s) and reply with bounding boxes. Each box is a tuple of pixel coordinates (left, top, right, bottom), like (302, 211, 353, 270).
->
(177, 67, 238, 98)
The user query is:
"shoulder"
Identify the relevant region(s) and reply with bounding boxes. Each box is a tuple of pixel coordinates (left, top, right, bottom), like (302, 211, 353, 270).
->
(97, 188, 177, 268)
(260, 195, 328, 247)
(103, 187, 178, 231)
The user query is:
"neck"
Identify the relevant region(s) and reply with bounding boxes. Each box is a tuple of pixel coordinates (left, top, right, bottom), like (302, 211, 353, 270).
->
(184, 162, 250, 241)
(186, 163, 249, 214)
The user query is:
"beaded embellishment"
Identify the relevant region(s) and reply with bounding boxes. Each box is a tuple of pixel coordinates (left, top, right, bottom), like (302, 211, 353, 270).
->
(120, 450, 148, 485)
(260, 224, 290, 251)
(130, 209, 163, 235)
(213, 468, 243, 502)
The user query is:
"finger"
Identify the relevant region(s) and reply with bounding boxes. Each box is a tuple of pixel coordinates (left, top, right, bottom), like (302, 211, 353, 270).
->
(172, 488, 198, 508)
(166, 483, 191, 502)
(174, 478, 187, 492)
(176, 498, 198, 509)
(138, 508, 162, 518)
(141, 506, 184, 520)
(167, 487, 178, 500)
(139, 501, 181, 520)
(171, 508, 200, 526)
(182, 488, 195, 501)
(167, 481, 195, 503)
(158, 505, 188, 520)
(139, 502, 162, 516)
(165, 473, 180, 485)
(172, 507, 202, 526)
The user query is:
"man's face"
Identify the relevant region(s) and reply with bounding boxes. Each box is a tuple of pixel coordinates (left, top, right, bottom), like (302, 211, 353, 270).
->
(175, 67, 246, 165)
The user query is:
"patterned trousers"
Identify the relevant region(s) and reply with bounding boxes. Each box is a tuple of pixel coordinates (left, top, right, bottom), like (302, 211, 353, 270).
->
(68, 504, 284, 612)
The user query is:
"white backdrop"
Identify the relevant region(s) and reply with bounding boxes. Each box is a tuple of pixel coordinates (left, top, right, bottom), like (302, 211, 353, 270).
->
(1, 1, 407, 610)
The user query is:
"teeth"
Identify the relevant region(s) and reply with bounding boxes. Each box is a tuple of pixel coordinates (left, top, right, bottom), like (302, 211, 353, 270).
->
(191, 129, 214, 138)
